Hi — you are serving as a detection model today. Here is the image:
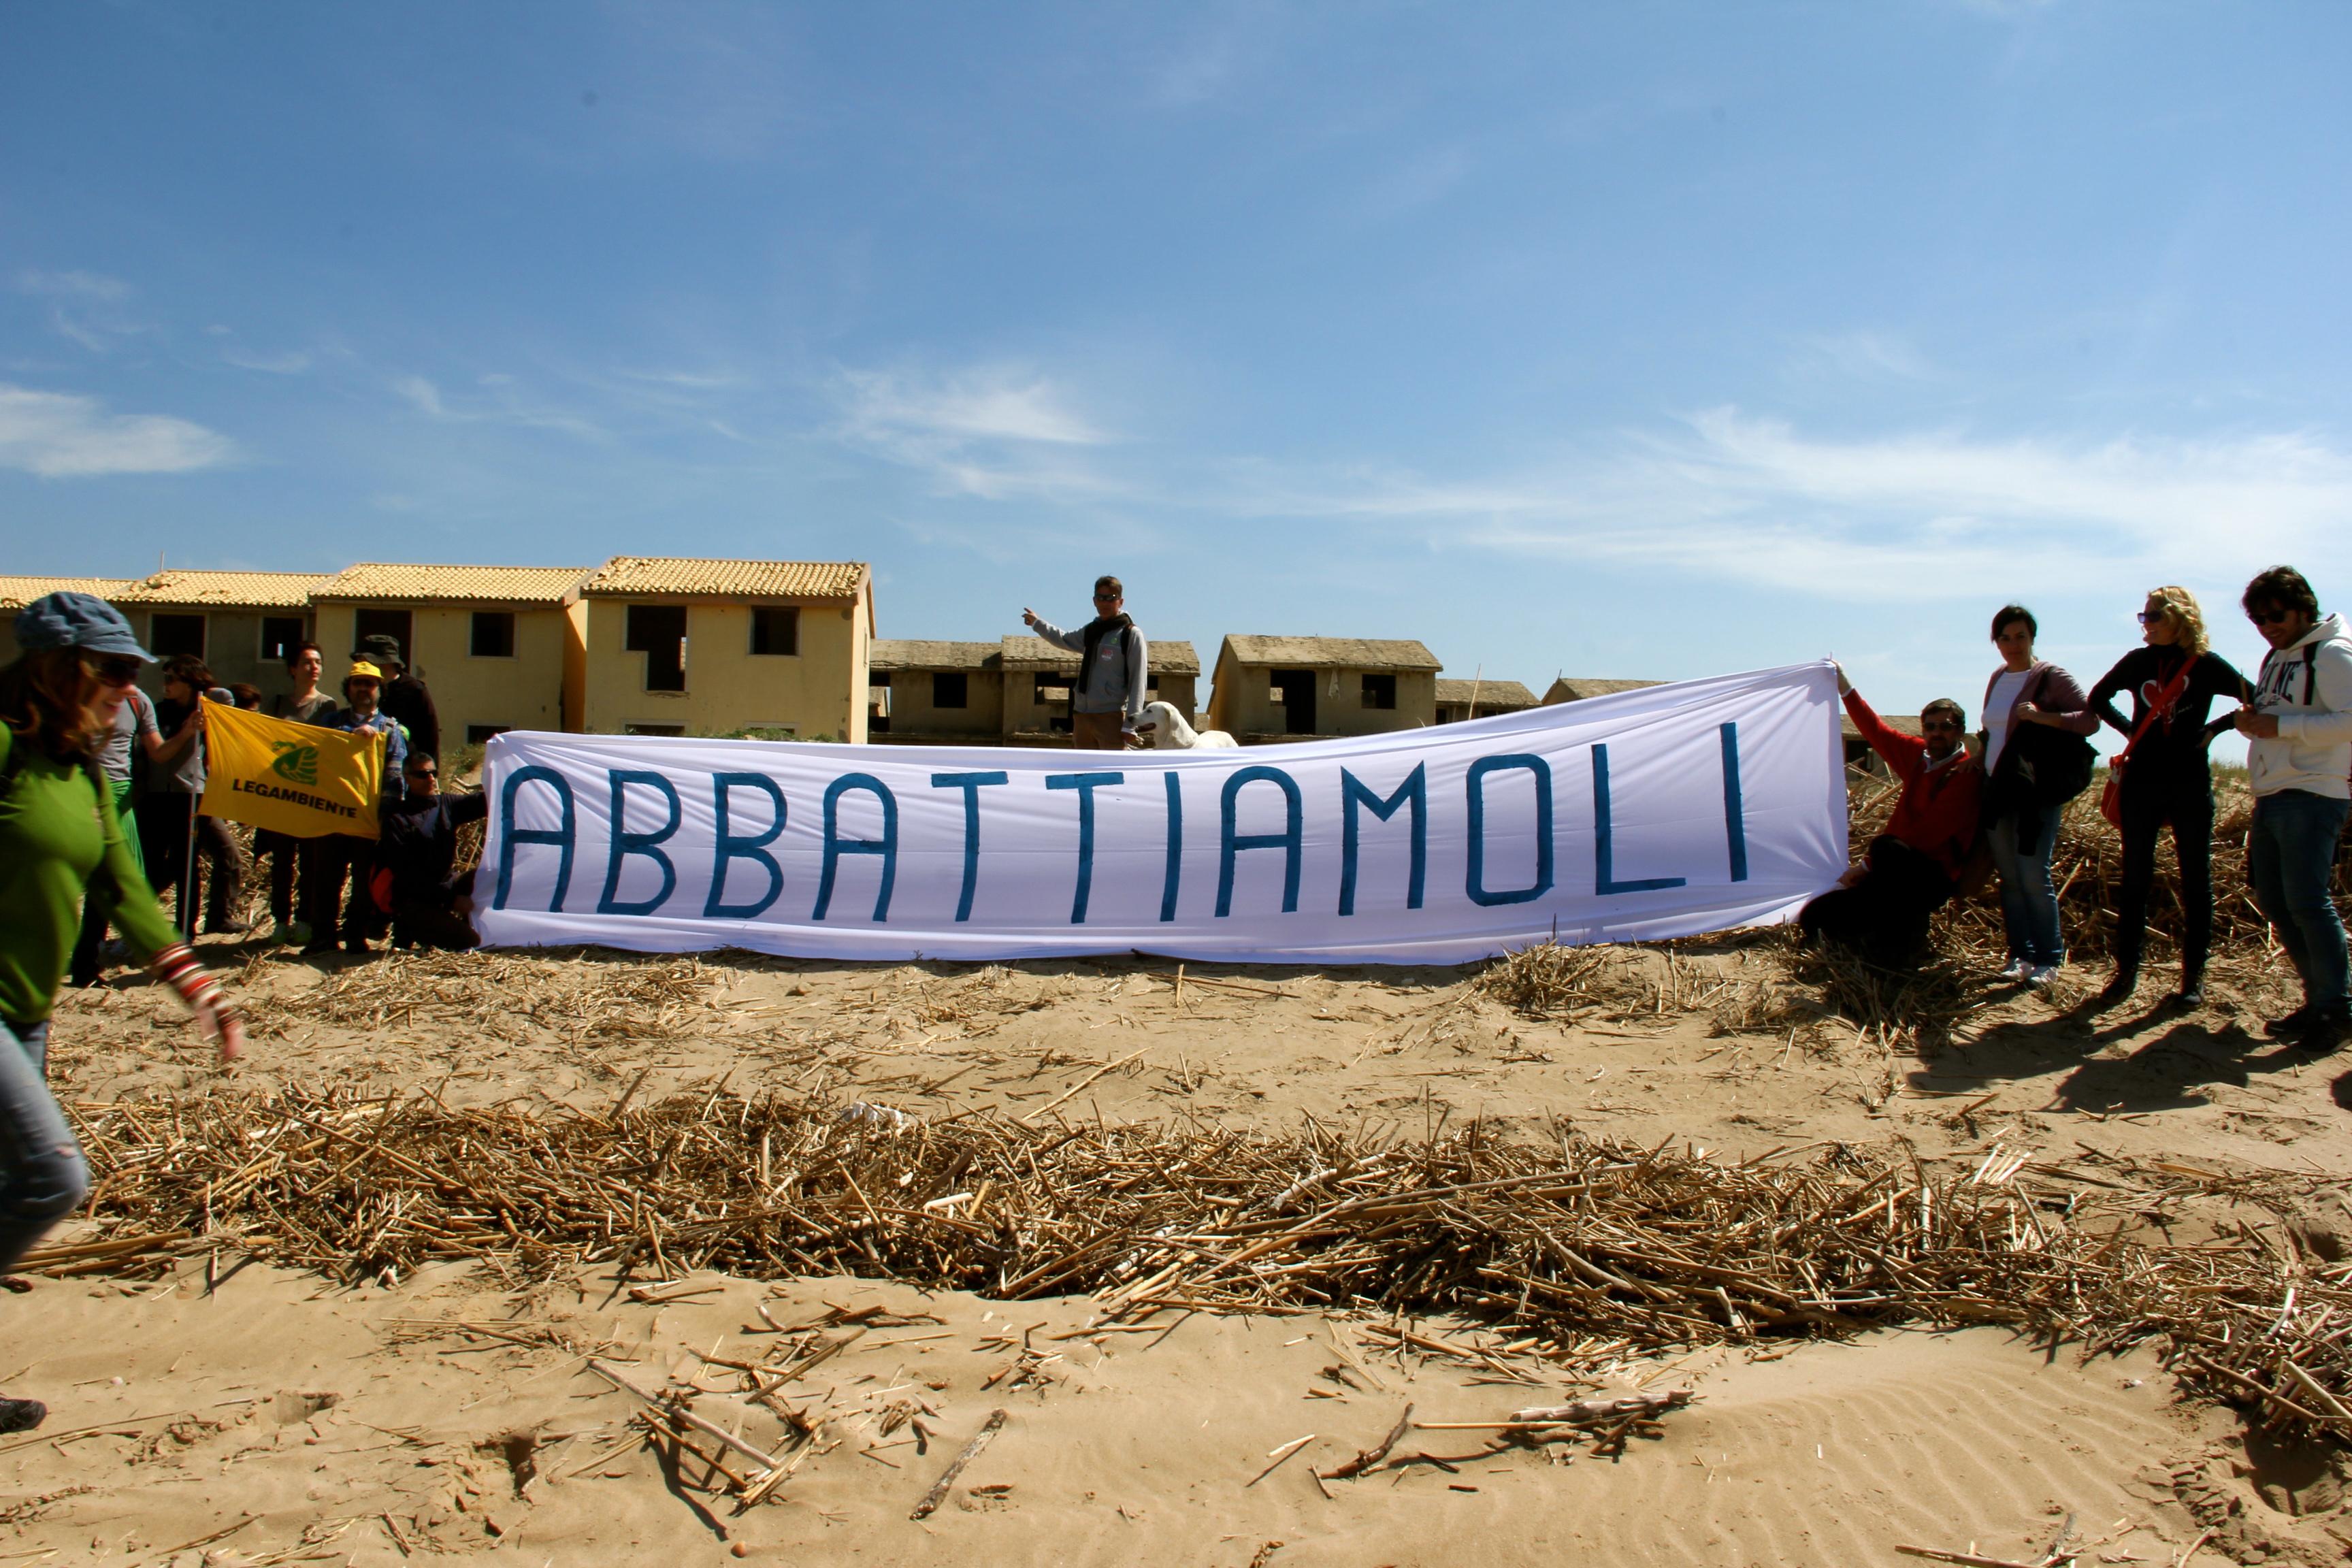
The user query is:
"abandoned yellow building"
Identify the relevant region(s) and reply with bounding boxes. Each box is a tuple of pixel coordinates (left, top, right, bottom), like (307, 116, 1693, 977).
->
(110, 570, 332, 704)
(568, 557, 874, 741)
(0, 576, 137, 666)
(1433, 678, 1538, 723)
(312, 564, 588, 747)
(1207, 636, 1441, 742)
(1541, 675, 1667, 706)
(995, 635, 1200, 745)
(866, 640, 1005, 745)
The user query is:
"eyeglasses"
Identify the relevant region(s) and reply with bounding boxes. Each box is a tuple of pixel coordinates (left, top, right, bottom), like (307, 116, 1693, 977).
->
(2136, 610, 2166, 625)
(2251, 606, 2298, 626)
(85, 654, 142, 687)
(1921, 721, 1963, 734)
(408, 770, 438, 782)
(1093, 591, 1121, 602)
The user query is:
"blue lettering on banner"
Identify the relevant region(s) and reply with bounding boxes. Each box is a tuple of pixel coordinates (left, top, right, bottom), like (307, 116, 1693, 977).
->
(598, 770, 683, 915)
(1046, 772, 1124, 924)
(705, 772, 787, 919)
(930, 771, 1009, 923)
(1465, 755, 1554, 906)
(493, 765, 576, 912)
(1339, 763, 1426, 915)
(1592, 744, 1686, 896)
(1160, 771, 1182, 923)
(1218, 766, 1303, 917)
(814, 772, 898, 921)
(1720, 722, 1748, 883)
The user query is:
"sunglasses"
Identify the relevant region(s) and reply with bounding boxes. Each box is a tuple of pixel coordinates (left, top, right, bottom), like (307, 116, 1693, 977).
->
(85, 653, 143, 687)
(2250, 606, 2298, 626)
(2136, 610, 2166, 625)
(1921, 720, 1963, 734)
(1093, 592, 1121, 602)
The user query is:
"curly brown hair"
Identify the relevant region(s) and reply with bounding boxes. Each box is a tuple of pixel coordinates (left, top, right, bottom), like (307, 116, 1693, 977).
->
(0, 649, 106, 764)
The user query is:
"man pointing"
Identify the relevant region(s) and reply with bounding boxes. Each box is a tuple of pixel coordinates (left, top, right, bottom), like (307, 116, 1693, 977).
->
(1022, 575, 1147, 749)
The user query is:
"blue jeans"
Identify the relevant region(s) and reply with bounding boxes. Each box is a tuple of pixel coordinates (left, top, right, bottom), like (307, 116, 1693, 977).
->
(1988, 800, 2065, 966)
(2248, 790, 2351, 1011)
(0, 1020, 89, 1277)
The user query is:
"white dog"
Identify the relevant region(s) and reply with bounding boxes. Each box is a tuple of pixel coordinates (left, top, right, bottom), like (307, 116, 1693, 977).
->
(1136, 700, 1237, 749)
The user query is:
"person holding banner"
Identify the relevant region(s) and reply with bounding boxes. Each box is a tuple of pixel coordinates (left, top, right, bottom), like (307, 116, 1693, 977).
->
(302, 659, 404, 957)
(257, 642, 339, 945)
(1, 592, 246, 1434)
(1022, 575, 1147, 749)
(378, 753, 487, 951)
(1801, 667, 1981, 966)
(1980, 606, 2100, 986)
(2085, 588, 2250, 1011)
(142, 655, 250, 936)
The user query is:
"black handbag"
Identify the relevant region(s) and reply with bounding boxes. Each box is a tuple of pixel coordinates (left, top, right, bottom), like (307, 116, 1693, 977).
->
(2003, 715, 2097, 806)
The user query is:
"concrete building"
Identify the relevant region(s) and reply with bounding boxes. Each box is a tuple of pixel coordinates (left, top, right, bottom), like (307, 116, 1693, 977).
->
(867, 640, 1005, 745)
(312, 564, 588, 747)
(1207, 636, 1441, 742)
(1541, 676, 1667, 706)
(1433, 678, 1539, 724)
(110, 570, 333, 706)
(996, 635, 1200, 745)
(0, 576, 137, 666)
(569, 557, 874, 741)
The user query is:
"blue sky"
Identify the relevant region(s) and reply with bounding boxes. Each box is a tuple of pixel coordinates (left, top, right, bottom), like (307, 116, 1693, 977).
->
(4, 1, 2349, 740)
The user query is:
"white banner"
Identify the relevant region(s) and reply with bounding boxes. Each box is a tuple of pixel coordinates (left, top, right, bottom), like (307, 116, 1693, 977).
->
(474, 662, 1848, 965)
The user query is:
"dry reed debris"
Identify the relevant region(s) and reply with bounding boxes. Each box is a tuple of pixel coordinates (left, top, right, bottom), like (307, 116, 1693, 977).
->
(54, 1085, 2352, 1441)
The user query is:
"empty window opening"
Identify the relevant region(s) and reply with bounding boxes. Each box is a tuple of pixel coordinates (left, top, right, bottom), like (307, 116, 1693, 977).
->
(932, 671, 969, 709)
(750, 606, 799, 656)
(353, 608, 413, 665)
(150, 613, 206, 660)
(471, 611, 516, 658)
(466, 724, 510, 745)
(625, 604, 687, 692)
(1361, 672, 1397, 710)
(1269, 670, 1317, 734)
(259, 616, 306, 664)
(623, 723, 686, 736)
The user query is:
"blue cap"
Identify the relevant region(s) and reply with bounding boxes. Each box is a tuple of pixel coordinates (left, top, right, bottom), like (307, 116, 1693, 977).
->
(13, 591, 153, 661)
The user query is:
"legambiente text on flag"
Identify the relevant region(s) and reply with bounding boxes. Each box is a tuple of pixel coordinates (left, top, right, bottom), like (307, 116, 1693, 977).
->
(474, 662, 1849, 965)
(198, 699, 385, 840)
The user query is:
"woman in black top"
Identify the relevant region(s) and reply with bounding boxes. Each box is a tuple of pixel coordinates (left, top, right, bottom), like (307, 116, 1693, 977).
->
(2086, 586, 2251, 1009)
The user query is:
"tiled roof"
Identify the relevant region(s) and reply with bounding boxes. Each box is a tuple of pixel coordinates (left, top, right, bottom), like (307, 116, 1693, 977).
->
(0, 576, 138, 610)
(1542, 676, 1666, 704)
(1000, 636, 1200, 674)
(578, 557, 868, 599)
(1843, 713, 1925, 737)
(1435, 679, 1538, 708)
(1218, 636, 1441, 672)
(870, 639, 1000, 672)
(314, 563, 589, 604)
(112, 570, 333, 608)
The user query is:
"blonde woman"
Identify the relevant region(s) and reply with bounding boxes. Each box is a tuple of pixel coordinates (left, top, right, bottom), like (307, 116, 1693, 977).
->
(2085, 586, 2252, 1009)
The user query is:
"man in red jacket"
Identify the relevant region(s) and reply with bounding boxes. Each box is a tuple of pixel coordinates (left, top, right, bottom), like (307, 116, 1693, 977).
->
(1799, 665, 1984, 967)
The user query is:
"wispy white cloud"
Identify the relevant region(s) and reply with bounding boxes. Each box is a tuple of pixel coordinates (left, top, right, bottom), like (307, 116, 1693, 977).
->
(1227, 410, 2352, 598)
(220, 346, 313, 375)
(1791, 330, 1936, 384)
(0, 382, 239, 478)
(391, 372, 604, 440)
(13, 269, 144, 353)
(838, 366, 1107, 446)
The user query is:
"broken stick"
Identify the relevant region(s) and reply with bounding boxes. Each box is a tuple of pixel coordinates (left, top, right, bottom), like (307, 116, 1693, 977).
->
(1318, 1403, 1414, 1482)
(587, 1358, 783, 1474)
(910, 1408, 1008, 1520)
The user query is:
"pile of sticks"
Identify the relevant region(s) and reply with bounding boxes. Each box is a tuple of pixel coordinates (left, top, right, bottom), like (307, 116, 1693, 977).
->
(59, 1086, 2352, 1438)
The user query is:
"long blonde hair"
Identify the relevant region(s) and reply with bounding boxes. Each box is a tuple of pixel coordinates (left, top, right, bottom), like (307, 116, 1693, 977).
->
(2148, 585, 2210, 657)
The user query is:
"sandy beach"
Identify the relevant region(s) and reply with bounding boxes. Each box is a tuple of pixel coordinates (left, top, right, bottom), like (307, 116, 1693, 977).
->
(6, 930, 2351, 1566)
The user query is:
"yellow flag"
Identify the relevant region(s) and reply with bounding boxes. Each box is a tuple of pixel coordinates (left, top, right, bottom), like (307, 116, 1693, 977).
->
(198, 698, 385, 839)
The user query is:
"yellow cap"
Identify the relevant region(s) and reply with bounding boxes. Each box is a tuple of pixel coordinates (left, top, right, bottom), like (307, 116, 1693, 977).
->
(347, 659, 384, 681)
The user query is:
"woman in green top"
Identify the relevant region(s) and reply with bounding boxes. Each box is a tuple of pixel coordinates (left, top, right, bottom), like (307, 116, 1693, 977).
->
(0, 592, 245, 1434)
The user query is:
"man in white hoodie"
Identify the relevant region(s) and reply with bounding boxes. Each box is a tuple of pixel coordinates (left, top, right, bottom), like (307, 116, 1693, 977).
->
(2234, 566, 2352, 1050)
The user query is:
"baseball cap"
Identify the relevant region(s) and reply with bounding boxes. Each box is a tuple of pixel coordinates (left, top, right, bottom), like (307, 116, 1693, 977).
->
(14, 591, 153, 660)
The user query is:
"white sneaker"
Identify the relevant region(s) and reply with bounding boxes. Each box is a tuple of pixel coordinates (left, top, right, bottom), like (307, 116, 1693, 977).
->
(2025, 964, 2061, 987)
(2001, 958, 2031, 980)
